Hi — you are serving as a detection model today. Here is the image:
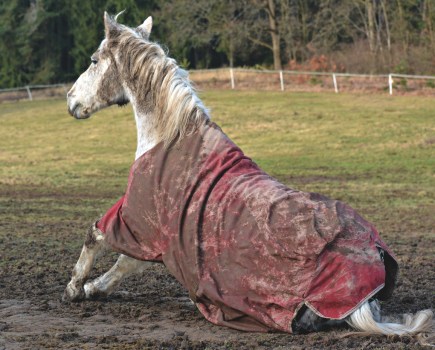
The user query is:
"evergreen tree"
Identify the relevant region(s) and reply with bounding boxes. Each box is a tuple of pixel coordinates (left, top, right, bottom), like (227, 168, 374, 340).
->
(0, 0, 32, 87)
(1, 0, 435, 88)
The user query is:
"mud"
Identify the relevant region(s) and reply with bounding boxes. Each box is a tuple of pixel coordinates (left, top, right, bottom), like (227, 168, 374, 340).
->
(0, 185, 433, 349)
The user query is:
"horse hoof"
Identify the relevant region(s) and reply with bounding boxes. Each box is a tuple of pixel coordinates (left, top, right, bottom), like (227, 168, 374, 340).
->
(84, 282, 108, 300)
(62, 283, 85, 302)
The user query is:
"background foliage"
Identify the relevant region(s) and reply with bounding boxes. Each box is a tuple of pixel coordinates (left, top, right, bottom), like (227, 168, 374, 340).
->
(1, 0, 435, 88)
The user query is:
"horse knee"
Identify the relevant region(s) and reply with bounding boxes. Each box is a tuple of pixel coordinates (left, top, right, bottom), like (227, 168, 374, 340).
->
(84, 223, 106, 249)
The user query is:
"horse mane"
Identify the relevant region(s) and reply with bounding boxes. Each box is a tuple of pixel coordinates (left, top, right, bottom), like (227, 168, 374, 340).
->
(113, 26, 210, 147)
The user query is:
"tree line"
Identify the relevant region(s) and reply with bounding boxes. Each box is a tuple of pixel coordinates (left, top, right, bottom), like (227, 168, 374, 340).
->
(1, 0, 435, 88)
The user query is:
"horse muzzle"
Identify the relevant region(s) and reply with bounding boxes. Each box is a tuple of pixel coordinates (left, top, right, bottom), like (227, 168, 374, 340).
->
(67, 101, 91, 119)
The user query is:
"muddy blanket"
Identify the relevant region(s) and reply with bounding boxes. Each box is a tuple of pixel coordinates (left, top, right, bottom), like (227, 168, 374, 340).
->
(97, 121, 398, 333)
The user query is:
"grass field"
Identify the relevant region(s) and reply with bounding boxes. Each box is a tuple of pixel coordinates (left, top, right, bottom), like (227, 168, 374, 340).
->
(1, 91, 434, 229)
(0, 91, 434, 349)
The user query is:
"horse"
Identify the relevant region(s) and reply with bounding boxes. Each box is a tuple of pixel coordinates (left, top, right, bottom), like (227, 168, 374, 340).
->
(64, 12, 433, 340)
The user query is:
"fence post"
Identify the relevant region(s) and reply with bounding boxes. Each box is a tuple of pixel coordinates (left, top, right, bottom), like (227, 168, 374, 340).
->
(388, 74, 393, 95)
(279, 70, 284, 91)
(25, 86, 33, 101)
(332, 73, 338, 93)
(230, 68, 235, 89)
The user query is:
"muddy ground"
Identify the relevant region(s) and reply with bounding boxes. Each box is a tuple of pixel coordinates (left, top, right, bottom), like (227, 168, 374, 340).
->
(0, 185, 433, 350)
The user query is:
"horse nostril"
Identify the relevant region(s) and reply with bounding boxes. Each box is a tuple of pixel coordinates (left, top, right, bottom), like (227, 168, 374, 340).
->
(67, 88, 75, 99)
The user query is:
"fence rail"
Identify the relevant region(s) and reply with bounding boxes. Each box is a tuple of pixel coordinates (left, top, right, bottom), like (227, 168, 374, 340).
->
(0, 83, 69, 101)
(190, 68, 435, 95)
(1, 69, 435, 103)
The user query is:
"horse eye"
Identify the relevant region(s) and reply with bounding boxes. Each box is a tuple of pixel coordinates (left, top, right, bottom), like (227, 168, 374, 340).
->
(91, 58, 98, 65)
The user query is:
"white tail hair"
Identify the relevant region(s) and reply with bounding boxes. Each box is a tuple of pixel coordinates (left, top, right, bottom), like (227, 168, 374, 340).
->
(347, 300, 434, 343)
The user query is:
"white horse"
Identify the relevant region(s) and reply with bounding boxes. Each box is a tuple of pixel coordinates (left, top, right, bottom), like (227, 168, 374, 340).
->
(65, 12, 433, 340)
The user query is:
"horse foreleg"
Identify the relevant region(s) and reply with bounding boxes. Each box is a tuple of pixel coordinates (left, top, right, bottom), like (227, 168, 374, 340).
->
(83, 254, 148, 299)
(63, 224, 108, 301)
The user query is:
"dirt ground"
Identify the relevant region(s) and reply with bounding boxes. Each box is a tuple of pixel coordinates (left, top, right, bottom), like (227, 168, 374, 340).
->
(0, 186, 434, 350)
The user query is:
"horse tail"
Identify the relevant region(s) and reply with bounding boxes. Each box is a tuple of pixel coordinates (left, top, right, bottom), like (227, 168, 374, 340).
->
(346, 300, 433, 341)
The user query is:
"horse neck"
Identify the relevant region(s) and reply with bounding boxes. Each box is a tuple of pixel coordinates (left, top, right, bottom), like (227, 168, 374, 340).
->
(121, 84, 155, 160)
(132, 104, 156, 160)
(120, 44, 209, 159)
(127, 79, 208, 160)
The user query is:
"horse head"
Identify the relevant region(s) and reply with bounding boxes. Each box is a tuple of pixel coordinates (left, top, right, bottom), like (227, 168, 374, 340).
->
(67, 12, 153, 119)
(67, 12, 208, 155)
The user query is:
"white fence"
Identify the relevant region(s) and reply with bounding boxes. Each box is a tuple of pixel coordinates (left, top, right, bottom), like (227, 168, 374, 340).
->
(189, 68, 435, 95)
(0, 83, 69, 102)
(1, 69, 435, 102)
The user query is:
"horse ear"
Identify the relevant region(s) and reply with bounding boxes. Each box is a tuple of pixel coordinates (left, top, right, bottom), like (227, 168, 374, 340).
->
(137, 16, 152, 39)
(104, 11, 118, 39)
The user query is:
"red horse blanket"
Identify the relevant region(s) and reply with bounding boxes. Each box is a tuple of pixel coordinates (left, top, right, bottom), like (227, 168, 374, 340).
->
(97, 121, 398, 333)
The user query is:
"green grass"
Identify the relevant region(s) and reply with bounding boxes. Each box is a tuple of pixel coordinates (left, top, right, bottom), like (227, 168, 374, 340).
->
(0, 91, 434, 236)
